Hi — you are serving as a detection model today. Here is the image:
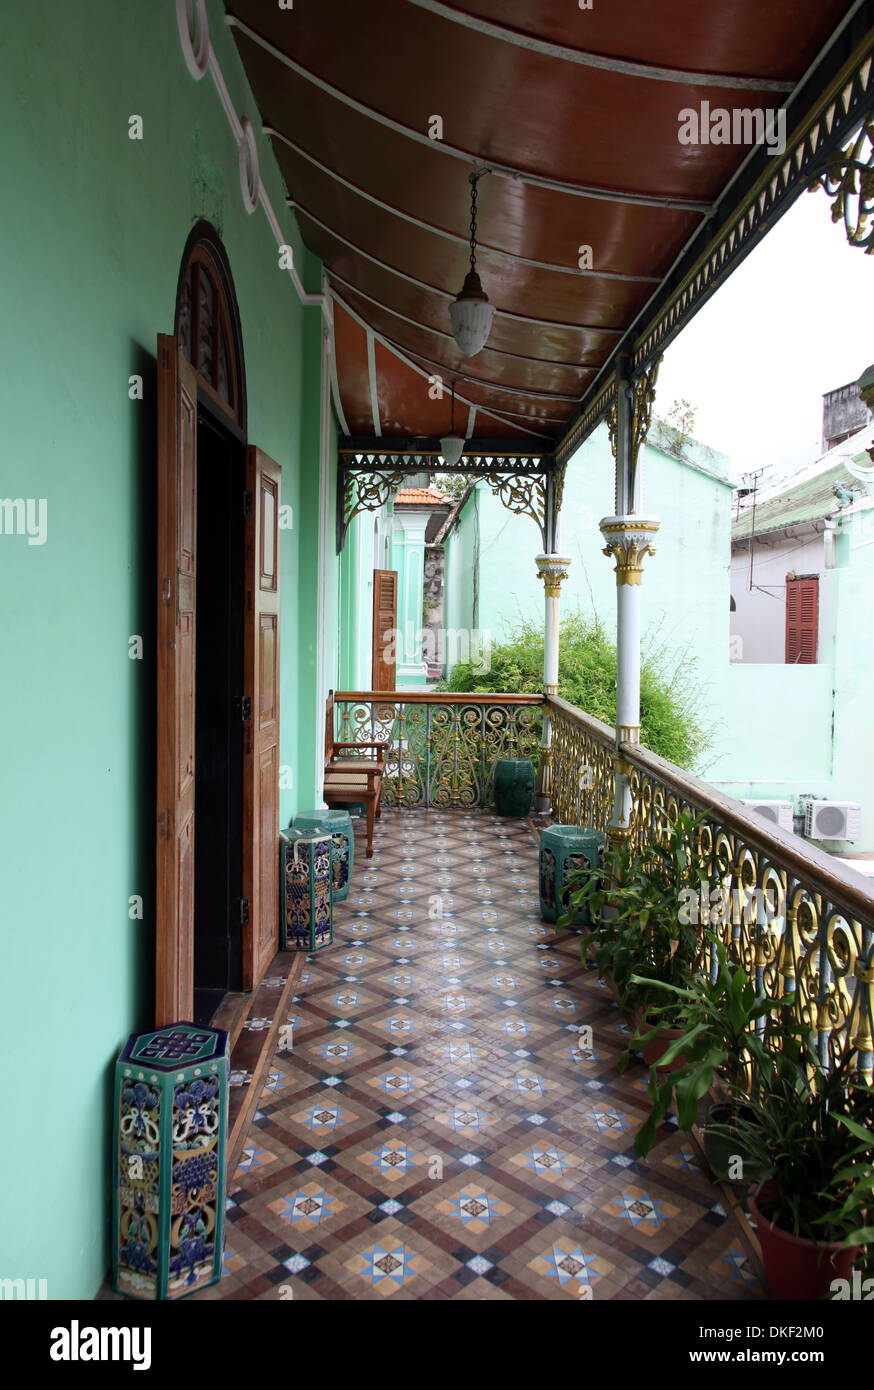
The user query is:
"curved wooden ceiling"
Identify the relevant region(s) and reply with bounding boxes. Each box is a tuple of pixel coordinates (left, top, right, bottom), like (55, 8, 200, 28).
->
(228, 0, 859, 445)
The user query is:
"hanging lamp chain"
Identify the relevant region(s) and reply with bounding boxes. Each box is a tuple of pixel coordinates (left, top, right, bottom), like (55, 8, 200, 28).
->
(468, 171, 480, 274)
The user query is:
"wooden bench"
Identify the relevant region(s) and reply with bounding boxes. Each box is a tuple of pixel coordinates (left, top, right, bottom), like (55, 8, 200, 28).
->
(322, 691, 389, 857)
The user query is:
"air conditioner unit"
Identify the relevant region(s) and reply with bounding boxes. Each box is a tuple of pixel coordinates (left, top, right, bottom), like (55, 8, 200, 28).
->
(745, 800, 794, 832)
(804, 800, 862, 842)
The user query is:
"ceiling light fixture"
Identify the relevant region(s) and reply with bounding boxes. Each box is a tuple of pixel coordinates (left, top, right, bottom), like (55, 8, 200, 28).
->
(449, 169, 495, 358)
(440, 377, 465, 468)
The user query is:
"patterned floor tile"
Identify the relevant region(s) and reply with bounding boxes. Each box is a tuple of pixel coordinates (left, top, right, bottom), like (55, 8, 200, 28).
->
(187, 808, 763, 1302)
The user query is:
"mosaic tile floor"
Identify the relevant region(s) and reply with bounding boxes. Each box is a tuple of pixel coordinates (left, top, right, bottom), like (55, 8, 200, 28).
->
(203, 809, 764, 1301)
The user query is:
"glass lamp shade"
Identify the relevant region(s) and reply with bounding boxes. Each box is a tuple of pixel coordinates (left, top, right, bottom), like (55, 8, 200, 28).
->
(440, 434, 465, 468)
(449, 270, 495, 357)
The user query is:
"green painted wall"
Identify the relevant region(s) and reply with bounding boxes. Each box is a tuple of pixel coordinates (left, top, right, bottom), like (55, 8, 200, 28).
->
(443, 487, 478, 642)
(713, 503, 874, 852)
(390, 510, 428, 687)
(338, 499, 380, 690)
(0, 0, 324, 1297)
(707, 664, 834, 784)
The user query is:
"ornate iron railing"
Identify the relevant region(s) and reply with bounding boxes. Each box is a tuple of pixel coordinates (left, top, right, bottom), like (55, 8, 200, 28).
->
(547, 695, 616, 830)
(333, 692, 543, 809)
(546, 695, 874, 1083)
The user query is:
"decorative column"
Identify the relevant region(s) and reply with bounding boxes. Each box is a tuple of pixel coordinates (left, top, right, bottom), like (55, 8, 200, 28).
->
(601, 351, 662, 846)
(534, 553, 572, 812)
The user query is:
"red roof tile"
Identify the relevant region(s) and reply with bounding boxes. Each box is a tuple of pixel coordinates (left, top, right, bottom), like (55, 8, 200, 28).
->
(395, 486, 449, 505)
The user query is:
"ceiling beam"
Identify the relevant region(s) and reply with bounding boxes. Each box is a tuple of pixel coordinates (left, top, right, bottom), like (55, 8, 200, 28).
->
(296, 202, 631, 334)
(268, 130, 659, 284)
(226, 12, 712, 212)
(404, 1, 796, 91)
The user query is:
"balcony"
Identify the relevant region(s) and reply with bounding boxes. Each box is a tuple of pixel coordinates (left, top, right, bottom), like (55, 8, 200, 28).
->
(174, 686, 872, 1301)
(207, 800, 764, 1301)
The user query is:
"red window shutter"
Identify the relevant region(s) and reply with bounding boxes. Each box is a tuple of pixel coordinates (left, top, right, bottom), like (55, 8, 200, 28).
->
(786, 577, 818, 663)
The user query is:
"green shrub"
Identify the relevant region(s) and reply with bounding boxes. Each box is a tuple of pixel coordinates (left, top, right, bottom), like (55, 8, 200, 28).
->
(441, 610, 708, 769)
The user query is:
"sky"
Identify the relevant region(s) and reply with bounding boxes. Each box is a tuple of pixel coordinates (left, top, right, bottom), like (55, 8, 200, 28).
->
(652, 188, 873, 484)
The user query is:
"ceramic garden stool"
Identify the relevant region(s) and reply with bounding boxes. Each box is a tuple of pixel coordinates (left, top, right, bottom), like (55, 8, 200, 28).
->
(539, 825, 606, 926)
(113, 1022, 229, 1301)
(294, 808, 354, 903)
(493, 756, 535, 816)
(280, 827, 334, 951)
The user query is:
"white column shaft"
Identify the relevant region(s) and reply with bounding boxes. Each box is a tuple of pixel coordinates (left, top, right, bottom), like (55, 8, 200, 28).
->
(616, 580, 641, 734)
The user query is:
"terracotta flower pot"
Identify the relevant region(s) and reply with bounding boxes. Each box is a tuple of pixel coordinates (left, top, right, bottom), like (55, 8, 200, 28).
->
(749, 1185, 859, 1300)
(632, 1010, 686, 1071)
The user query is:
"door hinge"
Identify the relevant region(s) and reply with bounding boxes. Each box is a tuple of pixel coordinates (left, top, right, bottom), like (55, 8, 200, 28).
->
(240, 695, 252, 723)
(158, 810, 171, 841)
(240, 899, 250, 926)
(161, 576, 171, 605)
(243, 490, 253, 517)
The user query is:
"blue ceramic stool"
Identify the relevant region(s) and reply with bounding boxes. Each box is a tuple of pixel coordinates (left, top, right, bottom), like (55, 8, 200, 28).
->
(113, 1021, 229, 1300)
(294, 807, 354, 902)
(280, 827, 334, 951)
(539, 825, 606, 925)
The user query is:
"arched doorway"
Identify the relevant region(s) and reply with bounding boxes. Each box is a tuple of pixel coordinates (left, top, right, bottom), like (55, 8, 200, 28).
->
(156, 223, 281, 1026)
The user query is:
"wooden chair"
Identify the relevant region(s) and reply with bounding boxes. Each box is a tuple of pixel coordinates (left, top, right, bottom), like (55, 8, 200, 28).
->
(322, 691, 389, 857)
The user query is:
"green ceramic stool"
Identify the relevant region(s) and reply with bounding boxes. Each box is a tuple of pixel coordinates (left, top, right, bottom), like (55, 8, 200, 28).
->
(539, 825, 606, 925)
(113, 1021, 229, 1300)
(294, 808, 354, 902)
(280, 827, 334, 951)
(493, 757, 535, 816)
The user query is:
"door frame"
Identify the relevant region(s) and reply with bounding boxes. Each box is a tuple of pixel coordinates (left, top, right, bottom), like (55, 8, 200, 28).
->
(157, 225, 282, 1025)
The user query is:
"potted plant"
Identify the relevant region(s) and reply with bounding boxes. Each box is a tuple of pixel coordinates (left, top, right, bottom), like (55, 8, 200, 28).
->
(559, 812, 710, 1045)
(621, 935, 793, 1171)
(556, 833, 634, 1003)
(713, 1033, 874, 1300)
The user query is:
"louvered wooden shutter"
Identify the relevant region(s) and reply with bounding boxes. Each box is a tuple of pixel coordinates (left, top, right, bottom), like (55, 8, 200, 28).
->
(785, 577, 819, 663)
(372, 569, 398, 690)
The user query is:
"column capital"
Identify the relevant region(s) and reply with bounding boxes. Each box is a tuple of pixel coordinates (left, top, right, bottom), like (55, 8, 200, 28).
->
(535, 552, 572, 596)
(600, 516, 660, 585)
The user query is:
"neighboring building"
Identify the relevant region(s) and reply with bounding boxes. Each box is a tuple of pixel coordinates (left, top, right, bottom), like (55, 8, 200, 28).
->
(442, 418, 734, 738)
(822, 377, 871, 452)
(708, 424, 874, 853)
(729, 428, 874, 664)
(338, 483, 449, 690)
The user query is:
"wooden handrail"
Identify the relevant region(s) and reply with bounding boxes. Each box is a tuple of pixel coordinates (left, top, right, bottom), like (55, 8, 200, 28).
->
(545, 693, 615, 747)
(336, 690, 544, 705)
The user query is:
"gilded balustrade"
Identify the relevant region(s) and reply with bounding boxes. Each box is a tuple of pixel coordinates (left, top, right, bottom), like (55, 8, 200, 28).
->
(333, 692, 543, 810)
(546, 693, 874, 1086)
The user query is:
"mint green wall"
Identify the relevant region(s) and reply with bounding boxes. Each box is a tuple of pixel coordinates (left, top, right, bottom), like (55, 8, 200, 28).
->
(444, 424, 733, 750)
(443, 488, 478, 641)
(338, 502, 380, 690)
(0, 0, 324, 1297)
(390, 512, 428, 687)
(713, 503, 874, 852)
(707, 665, 834, 784)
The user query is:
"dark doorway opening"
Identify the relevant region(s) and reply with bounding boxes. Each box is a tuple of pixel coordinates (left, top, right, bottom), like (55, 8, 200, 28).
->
(193, 405, 245, 1025)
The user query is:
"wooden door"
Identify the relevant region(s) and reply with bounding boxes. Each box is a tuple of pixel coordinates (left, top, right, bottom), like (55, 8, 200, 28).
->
(243, 447, 281, 990)
(372, 569, 398, 690)
(785, 576, 819, 664)
(156, 335, 198, 1025)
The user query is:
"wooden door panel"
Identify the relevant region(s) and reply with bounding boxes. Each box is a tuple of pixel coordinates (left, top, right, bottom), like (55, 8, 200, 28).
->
(372, 568, 397, 690)
(156, 334, 198, 1026)
(259, 472, 279, 590)
(259, 613, 278, 725)
(258, 744, 278, 968)
(243, 446, 282, 991)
